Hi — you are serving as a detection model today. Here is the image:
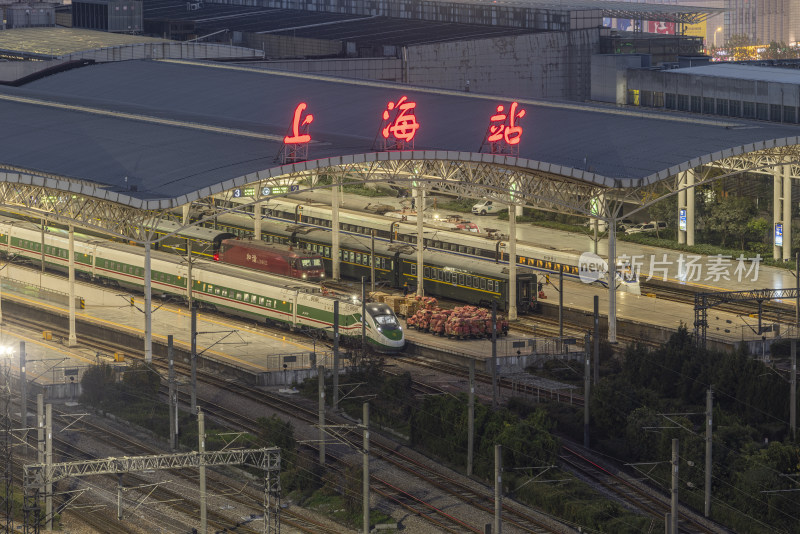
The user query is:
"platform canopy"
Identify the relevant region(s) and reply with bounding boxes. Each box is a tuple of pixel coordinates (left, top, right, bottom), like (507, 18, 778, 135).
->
(0, 58, 798, 239)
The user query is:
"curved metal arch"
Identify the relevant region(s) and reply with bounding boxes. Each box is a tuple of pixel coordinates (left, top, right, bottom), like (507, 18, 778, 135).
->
(202, 158, 608, 221)
(615, 145, 800, 220)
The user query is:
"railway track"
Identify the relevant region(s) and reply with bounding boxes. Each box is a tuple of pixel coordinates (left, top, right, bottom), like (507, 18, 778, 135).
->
(560, 445, 723, 534)
(395, 355, 583, 406)
(3, 289, 727, 533)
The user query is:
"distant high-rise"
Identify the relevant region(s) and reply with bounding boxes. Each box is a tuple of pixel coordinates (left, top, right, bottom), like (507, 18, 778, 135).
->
(725, 0, 797, 45)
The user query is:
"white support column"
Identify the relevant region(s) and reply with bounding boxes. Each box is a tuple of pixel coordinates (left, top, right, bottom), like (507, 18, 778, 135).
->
(254, 201, 262, 241)
(784, 165, 793, 262)
(678, 172, 687, 245)
(508, 207, 517, 321)
(775, 169, 783, 260)
(608, 217, 617, 344)
(68, 226, 77, 347)
(331, 181, 340, 280)
(182, 204, 190, 225)
(144, 242, 153, 363)
(416, 185, 425, 297)
(686, 168, 696, 247)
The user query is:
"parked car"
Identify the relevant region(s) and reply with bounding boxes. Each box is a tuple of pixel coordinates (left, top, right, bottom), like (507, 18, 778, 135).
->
(583, 218, 635, 232)
(625, 221, 667, 235)
(472, 200, 503, 215)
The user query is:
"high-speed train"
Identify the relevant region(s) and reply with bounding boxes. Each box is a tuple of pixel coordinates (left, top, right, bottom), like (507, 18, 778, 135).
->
(0, 220, 405, 353)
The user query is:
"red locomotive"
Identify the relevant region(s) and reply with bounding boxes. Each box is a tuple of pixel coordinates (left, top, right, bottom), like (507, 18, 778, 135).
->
(215, 238, 325, 280)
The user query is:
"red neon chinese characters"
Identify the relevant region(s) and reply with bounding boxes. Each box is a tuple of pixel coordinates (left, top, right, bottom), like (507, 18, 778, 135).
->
(381, 96, 420, 142)
(284, 102, 314, 144)
(487, 101, 526, 145)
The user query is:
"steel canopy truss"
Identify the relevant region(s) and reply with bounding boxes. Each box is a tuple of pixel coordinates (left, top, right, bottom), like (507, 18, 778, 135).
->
(610, 146, 800, 220)
(23, 447, 281, 533)
(0, 177, 165, 244)
(6, 145, 800, 243)
(694, 288, 799, 348)
(196, 159, 607, 220)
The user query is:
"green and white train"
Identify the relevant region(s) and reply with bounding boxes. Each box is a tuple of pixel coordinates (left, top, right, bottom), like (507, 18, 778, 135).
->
(0, 220, 405, 353)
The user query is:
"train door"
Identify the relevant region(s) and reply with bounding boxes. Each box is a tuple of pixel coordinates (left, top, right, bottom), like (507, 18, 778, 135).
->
(390, 252, 402, 288)
(516, 273, 538, 314)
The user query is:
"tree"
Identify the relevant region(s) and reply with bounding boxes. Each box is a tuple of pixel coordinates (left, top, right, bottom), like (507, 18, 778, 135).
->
(80, 363, 118, 406)
(647, 193, 677, 238)
(704, 195, 755, 248)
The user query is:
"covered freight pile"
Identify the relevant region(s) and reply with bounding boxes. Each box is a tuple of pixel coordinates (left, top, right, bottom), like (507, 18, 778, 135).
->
(405, 296, 508, 339)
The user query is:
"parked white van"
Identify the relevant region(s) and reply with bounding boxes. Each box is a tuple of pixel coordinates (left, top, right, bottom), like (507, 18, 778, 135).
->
(472, 200, 502, 215)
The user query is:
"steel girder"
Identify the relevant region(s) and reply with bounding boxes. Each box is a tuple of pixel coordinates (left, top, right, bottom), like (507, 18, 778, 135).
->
(694, 288, 800, 348)
(23, 447, 281, 487)
(613, 147, 800, 220)
(0, 175, 164, 243)
(5, 148, 800, 241)
(190, 159, 606, 221)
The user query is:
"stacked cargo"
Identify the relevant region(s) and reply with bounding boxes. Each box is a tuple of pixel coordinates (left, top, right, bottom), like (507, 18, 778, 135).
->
(444, 306, 509, 339)
(406, 301, 508, 339)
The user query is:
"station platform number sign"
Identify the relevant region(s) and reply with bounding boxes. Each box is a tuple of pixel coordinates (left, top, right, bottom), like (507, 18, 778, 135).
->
(233, 185, 300, 198)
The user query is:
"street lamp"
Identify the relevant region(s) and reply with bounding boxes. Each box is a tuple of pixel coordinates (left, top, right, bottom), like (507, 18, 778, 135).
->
(714, 26, 722, 48)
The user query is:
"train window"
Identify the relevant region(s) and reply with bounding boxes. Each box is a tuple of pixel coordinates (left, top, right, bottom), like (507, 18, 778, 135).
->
(410, 264, 416, 275)
(259, 297, 265, 306)
(458, 245, 466, 253)
(458, 273, 464, 285)
(325, 247, 330, 257)
(481, 278, 486, 290)
(424, 267, 430, 277)
(243, 293, 250, 302)
(487, 280, 494, 291)
(215, 288, 221, 295)
(466, 247, 475, 256)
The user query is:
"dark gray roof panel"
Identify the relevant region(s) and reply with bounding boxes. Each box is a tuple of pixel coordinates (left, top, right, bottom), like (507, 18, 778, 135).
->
(2, 59, 800, 205)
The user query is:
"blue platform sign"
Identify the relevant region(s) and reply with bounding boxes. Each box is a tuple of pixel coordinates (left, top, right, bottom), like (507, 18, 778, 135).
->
(679, 209, 686, 232)
(775, 222, 784, 247)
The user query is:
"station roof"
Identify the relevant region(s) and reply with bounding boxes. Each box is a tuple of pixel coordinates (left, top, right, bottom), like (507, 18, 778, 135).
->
(671, 63, 800, 84)
(1, 58, 798, 209)
(0, 27, 170, 58)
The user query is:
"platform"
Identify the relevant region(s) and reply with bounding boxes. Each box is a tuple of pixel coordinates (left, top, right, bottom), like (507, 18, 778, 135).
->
(0, 263, 322, 388)
(293, 189, 799, 295)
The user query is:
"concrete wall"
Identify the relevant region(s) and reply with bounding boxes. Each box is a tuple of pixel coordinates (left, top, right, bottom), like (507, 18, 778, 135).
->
(241, 33, 341, 59)
(59, 41, 263, 62)
(406, 28, 603, 101)
(591, 53, 649, 104)
(250, 57, 403, 82)
(627, 69, 800, 107)
(243, 28, 602, 101)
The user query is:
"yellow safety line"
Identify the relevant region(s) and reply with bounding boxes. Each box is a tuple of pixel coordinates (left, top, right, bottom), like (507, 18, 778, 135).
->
(0, 93, 283, 141)
(5, 292, 313, 372)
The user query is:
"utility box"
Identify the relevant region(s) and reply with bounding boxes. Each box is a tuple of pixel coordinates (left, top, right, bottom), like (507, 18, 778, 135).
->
(72, 0, 142, 33)
(114, 352, 125, 362)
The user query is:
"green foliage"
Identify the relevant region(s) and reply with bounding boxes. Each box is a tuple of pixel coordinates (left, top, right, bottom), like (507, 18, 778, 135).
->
(586, 327, 800, 533)
(436, 198, 475, 213)
(342, 183, 395, 197)
(704, 195, 756, 248)
(79, 363, 119, 407)
(256, 415, 296, 462)
(121, 361, 162, 398)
